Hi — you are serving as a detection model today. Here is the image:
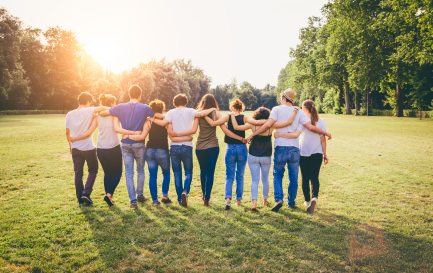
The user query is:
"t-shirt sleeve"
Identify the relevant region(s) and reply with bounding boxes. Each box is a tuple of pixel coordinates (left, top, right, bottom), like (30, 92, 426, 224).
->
(269, 107, 278, 121)
(145, 105, 154, 118)
(109, 104, 121, 117)
(165, 110, 173, 122)
(319, 119, 326, 132)
(299, 111, 309, 125)
(65, 113, 71, 128)
(189, 108, 197, 119)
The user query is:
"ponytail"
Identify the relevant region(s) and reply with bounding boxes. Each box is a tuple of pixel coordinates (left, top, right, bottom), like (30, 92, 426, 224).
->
(303, 99, 319, 125)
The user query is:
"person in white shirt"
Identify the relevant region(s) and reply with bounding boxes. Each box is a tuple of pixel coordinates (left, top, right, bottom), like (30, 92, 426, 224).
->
(151, 93, 215, 207)
(65, 92, 98, 206)
(246, 88, 331, 212)
(276, 99, 329, 214)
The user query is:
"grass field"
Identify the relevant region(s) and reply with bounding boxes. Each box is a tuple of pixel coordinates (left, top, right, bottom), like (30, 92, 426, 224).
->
(0, 114, 433, 273)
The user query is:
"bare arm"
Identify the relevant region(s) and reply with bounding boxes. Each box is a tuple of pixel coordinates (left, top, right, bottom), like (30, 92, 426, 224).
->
(245, 116, 266, 126)
(274, 130, 302, 139)
(246, 118, 276, 142)
(303, 122, 332, 140)
(220, 124, 247, 143)
(127, 120, 152, 141)
(150, 117, 170, 127)
(195, 108, 216, 117)
(69, 118, 98, 142)
(321, 135, 328, 164)
(231, 114, 254, 131)
(65, 128, 72, 153)
(204, 113, 229, 127)
(171, 118, 199, 137)
(93, 106, 109, 116)
(113, 117, 140, 135)
(273, 109, 298, 128)
(170, 135, 194, 142)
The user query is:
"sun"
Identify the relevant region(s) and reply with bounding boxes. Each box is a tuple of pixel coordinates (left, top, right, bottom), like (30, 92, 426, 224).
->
(84, 42, 129, 73)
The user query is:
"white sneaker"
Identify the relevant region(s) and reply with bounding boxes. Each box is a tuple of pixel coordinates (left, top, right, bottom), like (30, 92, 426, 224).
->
(304, 201, 311, 207)
(307, 198, 317, 214)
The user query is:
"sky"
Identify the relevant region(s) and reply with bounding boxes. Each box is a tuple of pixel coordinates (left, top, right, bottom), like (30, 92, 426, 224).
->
(0, 0, 328, 88)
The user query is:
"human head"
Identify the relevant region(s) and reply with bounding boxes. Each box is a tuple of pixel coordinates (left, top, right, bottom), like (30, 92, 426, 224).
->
(99, 94, 117, 107)
(252, 107, 271, 120)
(128, 84, 142, 100)
(173, 93, 188, 107)
(149, 99, 165, 114)
(280, 88, 296, 105)
(302, 99, 319, 125)
(229, 98, 245, 112)
(77, 92, 93, 106)
(197, 94, 219, 111)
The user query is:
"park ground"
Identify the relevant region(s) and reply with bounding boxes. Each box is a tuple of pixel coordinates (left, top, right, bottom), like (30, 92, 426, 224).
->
(0, 114, 432, 273)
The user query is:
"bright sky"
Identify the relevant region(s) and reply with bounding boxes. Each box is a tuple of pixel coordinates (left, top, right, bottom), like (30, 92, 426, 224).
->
(1, 0, 327, 88)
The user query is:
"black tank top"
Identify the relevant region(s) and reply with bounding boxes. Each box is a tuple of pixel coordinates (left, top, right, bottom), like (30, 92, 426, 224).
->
(249, 129, 272, 157)
(224, 114, 245, 144)
(146, 123, 168, 150)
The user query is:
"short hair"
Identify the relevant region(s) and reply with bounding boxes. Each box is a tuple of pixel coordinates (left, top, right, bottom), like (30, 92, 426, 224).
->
(78, 92, 93, 105)
(173, 93, 188, 107)
(99, 94, 117, 107)
(128, 85, 142, 99)
(253, 107, 270, 120)
(149, 99, 165, 113)
(229, 99, 245, 112)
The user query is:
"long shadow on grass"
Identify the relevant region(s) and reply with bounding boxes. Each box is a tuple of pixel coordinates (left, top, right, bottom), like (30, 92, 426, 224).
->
(80, 202, 433, 273)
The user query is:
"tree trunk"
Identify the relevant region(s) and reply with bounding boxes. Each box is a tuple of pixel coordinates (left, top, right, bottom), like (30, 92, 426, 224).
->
(344, 81, 352, 115)
(395, 82, 403, 117)
(354, 91, 360, 115)
(364, 85, 370, 116)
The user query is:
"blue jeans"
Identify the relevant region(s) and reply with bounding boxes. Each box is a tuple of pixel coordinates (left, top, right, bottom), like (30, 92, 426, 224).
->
(170, 145, 193, 202)
(121, 143, 145, 203)
(248, 154, 271, 201)
(225, 144, 248, 200)
(146, 148, 170, 202)
(273, 146, 300, 206)
(196, 147, 219, 201)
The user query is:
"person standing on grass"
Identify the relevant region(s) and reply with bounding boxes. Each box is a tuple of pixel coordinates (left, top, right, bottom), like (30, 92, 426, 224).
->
(277, 99, 329, 214)
(246, 88, 331, 212)
(229, 106, 299, 211)
(150, 94, 216, 207)
(65, 92, 98, 206)
(98, 85, 154, 209)
(126, 99, 193, 206)
(70, 94, 125, 207)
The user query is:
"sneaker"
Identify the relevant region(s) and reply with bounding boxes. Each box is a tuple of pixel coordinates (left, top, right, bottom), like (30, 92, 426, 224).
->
(153, 201, 161, 206)
(307, 198, 317, 214)
(130, 202, 138, 209)
(104, 196, 114, 207)
(181, 193, 188, 207)
(288, 204, 297, 209)
(251, 207, 258, 212)
(204, 199, 210, 207)
(225, 204, 231, 210)
(161, 197, 172, 204)
(137, 195, 147, 203)
(304, 201, 311, 208)
(236, 200, 242, 206)
(271, 202, 283, 212)
(80, 195, 93, 206)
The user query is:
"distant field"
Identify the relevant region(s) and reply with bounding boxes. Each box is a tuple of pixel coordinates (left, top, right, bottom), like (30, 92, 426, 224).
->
(0, 114, 432, 273)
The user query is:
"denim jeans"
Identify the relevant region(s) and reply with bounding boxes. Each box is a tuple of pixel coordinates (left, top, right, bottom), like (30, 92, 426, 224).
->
(196, 147, 220, 201)
(273, 146, 300, 206)
(121, 143, 145, 203)
(170, 145, 193, 202)
(146, 148, 170, 202)
(248, 154, 271, 201)
(71, 149, 98, 201)
(225, 144, 248, 200)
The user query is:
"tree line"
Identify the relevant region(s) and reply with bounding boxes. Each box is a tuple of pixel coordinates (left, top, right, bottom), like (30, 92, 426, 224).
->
(0, 7, 277, 111)
(276, 0, 433, 116)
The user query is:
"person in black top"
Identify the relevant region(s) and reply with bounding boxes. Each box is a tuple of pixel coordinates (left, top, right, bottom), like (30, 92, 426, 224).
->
(127, 100, 192, 205)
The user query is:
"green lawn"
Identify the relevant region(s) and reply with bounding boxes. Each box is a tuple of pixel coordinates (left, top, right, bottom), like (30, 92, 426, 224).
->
(0, 114, 432, 273)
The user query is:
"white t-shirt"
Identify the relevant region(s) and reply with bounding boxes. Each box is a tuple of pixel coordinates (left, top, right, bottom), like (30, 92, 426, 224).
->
(269, 105, 309, 148)
(65, 107, 96, 151)
(300, 118, 326, 156)
(165, 107, 197, 147)
(97, 116, 120, 149)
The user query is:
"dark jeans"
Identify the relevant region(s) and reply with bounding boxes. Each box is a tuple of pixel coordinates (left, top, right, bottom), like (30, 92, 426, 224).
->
(97, 145, 122, 195)
(72, 148, 98, 201)
(196, 146, 219, 201)
(146, 148, 170, 202)
(170, 145, 193, 203)
(300, 153, 323, 202)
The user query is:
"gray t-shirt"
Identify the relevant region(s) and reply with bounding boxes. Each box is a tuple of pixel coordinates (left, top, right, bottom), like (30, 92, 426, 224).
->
(65, 107, 96, 151)
(97, 116, 120, 149)
(165, 107, 197, 147)
(269, 105, 309, 148)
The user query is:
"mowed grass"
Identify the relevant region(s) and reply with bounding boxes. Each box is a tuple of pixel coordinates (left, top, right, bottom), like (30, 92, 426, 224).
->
(0, 113, 432, 273)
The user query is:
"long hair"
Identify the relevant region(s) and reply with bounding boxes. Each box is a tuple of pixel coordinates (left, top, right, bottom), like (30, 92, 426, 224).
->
(197, 94, 219, 111)
(302, 99, 319, 125)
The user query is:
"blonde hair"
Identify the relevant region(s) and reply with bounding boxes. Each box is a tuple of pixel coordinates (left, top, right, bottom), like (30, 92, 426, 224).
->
(229, 99, 245, 112)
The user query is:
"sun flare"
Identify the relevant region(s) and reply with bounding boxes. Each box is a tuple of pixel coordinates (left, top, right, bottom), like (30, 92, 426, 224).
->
(84, 42, 128, 73)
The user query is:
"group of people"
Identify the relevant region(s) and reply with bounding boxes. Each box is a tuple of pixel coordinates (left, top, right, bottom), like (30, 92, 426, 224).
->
(65, 85, 331, 214)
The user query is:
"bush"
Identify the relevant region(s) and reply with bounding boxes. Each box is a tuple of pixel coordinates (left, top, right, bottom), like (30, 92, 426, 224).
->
(0, 110, 68, 115)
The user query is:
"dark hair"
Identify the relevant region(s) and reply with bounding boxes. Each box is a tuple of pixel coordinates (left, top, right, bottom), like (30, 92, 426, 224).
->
(78, 92, 93, 105)
(149, 99, 165, 113)
(229, 99, 245, 112)
(197, 94, 219, 111)
(128, 85, 142, 99)
(252, 107, 270, 120)
(302, 99, 319, 125)
(173, 93, 188, 107)
(99, 94, 117, 107)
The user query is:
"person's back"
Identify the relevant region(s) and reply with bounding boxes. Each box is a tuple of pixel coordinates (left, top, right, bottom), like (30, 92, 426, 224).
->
(66, 107, 95, 151)
(147, 123, 168, 150)
(270, 105, 304, 148)
(97, 116, 119, 149)
(165, 107, 196, 146)
(299, 118, 326, 157)
(196, 112, 218, 150)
